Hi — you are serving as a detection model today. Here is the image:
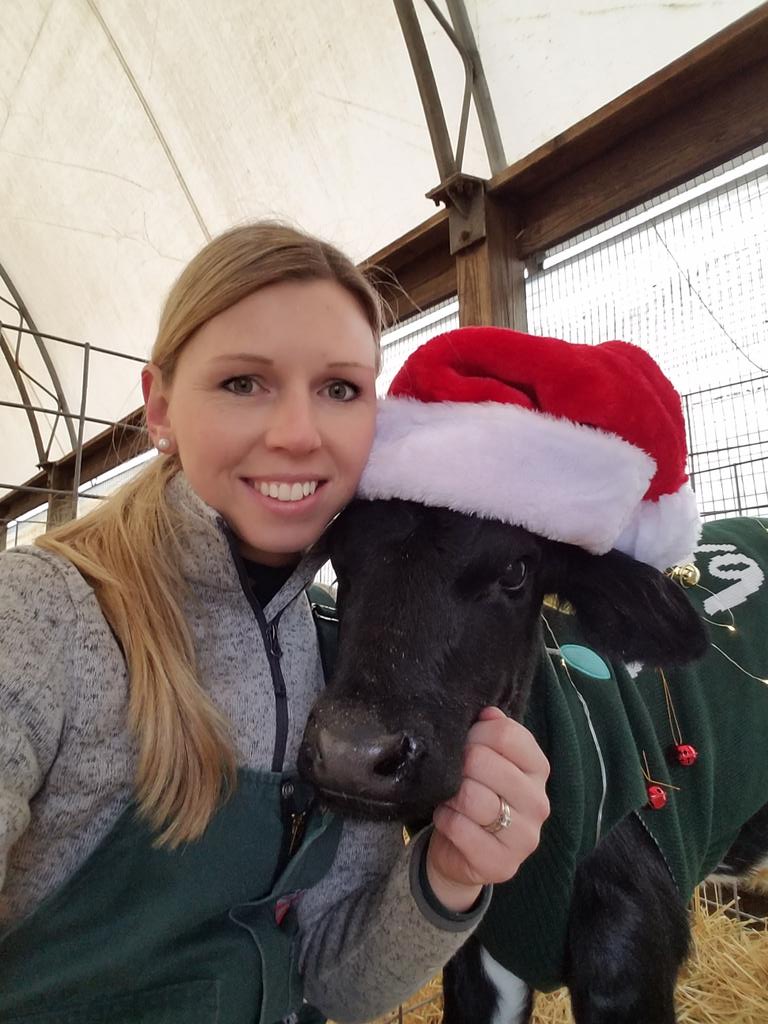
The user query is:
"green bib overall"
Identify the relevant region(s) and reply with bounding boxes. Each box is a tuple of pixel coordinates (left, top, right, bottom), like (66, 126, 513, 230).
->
(0, 770, 342, 1024)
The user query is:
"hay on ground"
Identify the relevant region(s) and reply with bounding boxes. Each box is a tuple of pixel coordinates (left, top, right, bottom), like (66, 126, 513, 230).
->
(360, 885, 768, 1024)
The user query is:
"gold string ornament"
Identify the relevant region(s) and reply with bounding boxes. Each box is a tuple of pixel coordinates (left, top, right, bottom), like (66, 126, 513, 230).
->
(659, 668, 699, 766)
(641, 750, 681, 810)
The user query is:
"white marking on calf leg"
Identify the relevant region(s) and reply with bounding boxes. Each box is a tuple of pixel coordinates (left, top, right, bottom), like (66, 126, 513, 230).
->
(480, 946, 530, 1024)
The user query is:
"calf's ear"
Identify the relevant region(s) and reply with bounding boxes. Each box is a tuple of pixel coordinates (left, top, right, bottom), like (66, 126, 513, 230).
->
(543, 544, 708, 666)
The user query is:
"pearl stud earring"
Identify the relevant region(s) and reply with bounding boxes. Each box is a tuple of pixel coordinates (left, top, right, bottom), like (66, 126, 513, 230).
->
(157, 437, 171, 452)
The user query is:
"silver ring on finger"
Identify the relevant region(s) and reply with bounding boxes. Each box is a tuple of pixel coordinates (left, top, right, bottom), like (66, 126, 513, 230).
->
(482, 795, 513, 834)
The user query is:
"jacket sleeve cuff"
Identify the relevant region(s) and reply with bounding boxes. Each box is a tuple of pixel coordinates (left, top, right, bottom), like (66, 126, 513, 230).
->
(408, 826, 492, 931)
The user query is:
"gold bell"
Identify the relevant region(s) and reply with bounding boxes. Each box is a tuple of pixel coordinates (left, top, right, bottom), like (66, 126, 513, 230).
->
(668, 563, 701, 587)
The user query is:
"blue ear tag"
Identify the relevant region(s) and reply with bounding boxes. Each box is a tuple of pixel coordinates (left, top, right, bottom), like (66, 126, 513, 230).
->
(559, 644, 612, 680)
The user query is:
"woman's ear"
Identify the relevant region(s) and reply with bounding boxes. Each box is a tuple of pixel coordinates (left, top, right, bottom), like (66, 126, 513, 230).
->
(142, 363, 172, 448)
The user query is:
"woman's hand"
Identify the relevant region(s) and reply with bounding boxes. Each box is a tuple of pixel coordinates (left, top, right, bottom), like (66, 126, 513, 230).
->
(425, 706, 550, 913)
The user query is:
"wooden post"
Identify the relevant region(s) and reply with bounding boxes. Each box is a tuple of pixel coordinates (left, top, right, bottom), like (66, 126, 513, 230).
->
(45, 462, 77, 529)
(455, 194, 527, 330)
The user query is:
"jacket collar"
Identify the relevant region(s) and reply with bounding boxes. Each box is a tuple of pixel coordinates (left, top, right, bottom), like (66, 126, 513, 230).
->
(166, 472, 327, 611)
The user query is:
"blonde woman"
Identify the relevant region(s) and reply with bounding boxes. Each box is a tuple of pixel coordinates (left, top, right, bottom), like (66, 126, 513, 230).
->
(0, 224, 550, 1024)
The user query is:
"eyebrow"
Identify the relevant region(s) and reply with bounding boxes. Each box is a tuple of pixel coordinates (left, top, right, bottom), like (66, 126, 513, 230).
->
(328, 361, 374, 370)
(211, 354, 373, 371)
(211, 353, 273, 365)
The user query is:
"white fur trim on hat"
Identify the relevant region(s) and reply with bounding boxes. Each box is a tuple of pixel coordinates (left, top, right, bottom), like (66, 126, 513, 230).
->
(358, 398, 659, 558)
(614, 483, 701, 570)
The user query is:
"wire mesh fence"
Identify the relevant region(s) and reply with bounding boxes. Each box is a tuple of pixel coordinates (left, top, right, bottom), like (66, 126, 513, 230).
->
(526, 143, 768, 393)
(683, 376, 768, 519)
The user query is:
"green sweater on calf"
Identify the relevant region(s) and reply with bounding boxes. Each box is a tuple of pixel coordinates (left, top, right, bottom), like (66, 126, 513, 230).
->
(477, 517, 768, 992)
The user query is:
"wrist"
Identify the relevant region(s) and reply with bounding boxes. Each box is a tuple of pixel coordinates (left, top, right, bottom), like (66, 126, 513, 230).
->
(425, 847, 483, 913)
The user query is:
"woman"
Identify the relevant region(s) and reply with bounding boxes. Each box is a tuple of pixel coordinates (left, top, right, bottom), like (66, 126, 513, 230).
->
(0, 223, 550, 1023)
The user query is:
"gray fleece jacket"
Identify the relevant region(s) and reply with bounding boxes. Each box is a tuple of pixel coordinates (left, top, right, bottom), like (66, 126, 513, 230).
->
(0, 474, 487, 1022)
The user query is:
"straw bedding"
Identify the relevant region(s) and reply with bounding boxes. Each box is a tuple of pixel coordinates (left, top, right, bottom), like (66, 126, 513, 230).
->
(362, 885, 768, 1024)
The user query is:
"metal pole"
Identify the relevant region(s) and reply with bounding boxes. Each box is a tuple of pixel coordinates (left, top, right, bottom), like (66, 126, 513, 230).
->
(421, 0, 473, 170)
(0, 321, 147, 362)
(72, 343, 91, 501)
(0, 483, 107, 498)
(0, 398, 144, 432)
(445, 0, 507, 174)
(0, 327, 46, 462)
(0, 263, 78, 448)
(732, 463, 743, 516)
(683, 392, 696, 494)
(393, 0, 457, 182)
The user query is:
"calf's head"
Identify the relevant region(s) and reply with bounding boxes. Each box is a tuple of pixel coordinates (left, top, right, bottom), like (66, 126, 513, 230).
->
(298, 498, 707, 823)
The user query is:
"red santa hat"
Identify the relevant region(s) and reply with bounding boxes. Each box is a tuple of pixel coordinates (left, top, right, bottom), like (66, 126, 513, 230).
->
(358, 326, 700, 570)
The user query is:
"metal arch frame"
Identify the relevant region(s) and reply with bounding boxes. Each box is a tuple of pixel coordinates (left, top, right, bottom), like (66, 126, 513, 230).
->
(0, 260, 78, 464)
(393, 0, 506, 180)
(0, 323, 46, 464)
(392, 0, 507, 254)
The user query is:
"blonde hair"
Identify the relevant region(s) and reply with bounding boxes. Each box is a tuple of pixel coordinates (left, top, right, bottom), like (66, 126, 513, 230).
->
(37, 223, 383, 845)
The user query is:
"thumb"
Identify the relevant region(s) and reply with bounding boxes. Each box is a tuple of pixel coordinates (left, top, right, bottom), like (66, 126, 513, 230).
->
(477, 705, 507, 722)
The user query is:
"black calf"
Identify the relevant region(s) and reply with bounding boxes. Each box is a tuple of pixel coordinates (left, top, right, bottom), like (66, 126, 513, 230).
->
(300, 501, 768, 1024)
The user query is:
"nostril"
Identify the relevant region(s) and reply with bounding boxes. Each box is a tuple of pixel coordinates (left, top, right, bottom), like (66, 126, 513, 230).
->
(374, 734, 425, 780)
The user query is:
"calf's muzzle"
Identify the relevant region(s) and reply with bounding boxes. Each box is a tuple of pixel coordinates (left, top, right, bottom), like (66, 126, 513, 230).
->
(298, 703, 432, 818)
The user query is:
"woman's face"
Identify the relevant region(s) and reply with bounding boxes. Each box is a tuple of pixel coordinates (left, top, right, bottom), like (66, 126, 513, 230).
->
(144, 279, 378, 564)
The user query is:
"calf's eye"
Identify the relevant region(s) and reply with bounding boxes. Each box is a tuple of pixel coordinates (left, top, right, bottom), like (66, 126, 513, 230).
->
(500, 559, 528, 593)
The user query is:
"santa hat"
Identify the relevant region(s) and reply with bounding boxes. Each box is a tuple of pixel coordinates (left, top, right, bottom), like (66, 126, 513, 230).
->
(358, 326, 700, 570)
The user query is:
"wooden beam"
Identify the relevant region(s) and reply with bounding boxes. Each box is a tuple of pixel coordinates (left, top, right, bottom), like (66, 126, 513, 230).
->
(363, 210, 454, 323)
(489, 3, 768, 256)
(456, 195, 527, 329)
(515, 59, 768, 257)
(45, 462, 77, 529)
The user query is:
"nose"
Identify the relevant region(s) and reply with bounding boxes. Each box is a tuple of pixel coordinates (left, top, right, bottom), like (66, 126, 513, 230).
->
(299, 706, 427, 803)
(264, 391, 322, 454)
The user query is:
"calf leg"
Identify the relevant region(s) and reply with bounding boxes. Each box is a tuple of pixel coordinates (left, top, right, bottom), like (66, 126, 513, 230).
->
(443, 935, 532, 1024)
(564, 813, 689, 1024)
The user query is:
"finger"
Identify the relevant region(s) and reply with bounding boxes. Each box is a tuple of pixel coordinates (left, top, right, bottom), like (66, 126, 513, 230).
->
(462, 743, 550, 824)
(477, 705, 506, 722)
(443, 775, 507, 829)
(466, 717, 550, 779)
(432, 804, 543, 884)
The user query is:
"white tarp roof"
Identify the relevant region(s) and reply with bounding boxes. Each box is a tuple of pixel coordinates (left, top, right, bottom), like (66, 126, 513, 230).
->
(0, 0, 761, 497)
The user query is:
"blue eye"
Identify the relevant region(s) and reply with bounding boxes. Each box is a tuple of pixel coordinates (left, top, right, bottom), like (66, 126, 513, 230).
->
(325, 381, 359, 402)
(223, 376, 258, 395)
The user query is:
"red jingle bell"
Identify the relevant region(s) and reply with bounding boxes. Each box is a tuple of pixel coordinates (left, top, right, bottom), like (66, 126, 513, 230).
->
(671, 743, 698, 767)
(646, 784, 667, 810)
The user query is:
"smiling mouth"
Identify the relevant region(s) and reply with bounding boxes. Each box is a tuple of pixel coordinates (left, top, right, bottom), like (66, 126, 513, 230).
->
(245, 479, 325, 503)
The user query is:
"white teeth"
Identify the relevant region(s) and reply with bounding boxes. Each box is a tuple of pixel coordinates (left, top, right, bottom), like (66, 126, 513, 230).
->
(256, 480, 319, 502)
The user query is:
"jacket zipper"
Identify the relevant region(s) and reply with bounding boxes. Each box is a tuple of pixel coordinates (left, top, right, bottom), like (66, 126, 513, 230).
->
(221, 523, 290, 773)
(264, 614, 289, 773)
